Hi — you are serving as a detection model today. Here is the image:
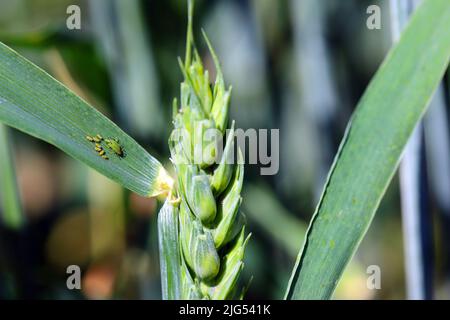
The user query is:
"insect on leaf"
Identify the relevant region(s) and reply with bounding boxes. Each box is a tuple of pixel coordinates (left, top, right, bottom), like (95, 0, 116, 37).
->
(0, 42, 172, 197)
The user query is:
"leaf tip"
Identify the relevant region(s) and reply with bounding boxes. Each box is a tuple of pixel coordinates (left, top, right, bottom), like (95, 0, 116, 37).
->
(151, 167, 175, 199)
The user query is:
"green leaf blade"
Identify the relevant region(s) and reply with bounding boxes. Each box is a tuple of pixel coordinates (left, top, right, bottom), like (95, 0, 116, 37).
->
(286, 0, 450, 299)
(0, 42, 171, 197)
(0, 124, 25, 229)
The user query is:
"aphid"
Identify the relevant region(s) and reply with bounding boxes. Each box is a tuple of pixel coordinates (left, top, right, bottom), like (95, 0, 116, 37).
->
(98, 149, 105, 156)
(95, 147, 102, 152)
(93, 136, 101, 143)
(101, 155, 109, 160)
(105, 138, 125, 158)
(96, 134, 103, 141)
(86, 135, 94, 142)
(95, 143, 102, 148)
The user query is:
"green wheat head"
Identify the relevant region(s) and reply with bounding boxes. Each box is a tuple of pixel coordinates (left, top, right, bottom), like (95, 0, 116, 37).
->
(166, 0, 249, 300)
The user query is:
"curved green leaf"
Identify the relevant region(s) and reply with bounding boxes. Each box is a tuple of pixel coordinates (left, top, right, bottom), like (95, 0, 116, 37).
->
(286, 0, 450, 299)
(0, 42, 172, 197)
(158, 199, 182, 300)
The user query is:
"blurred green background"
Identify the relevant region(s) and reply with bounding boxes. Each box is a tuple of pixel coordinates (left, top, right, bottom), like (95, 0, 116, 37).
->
(0, 0, 449, 300)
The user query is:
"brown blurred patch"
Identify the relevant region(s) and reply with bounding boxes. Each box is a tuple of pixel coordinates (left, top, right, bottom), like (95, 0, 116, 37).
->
(45, 209, 91, 271)
(82, 261, 117, 300)
(16, 148, 58, 218)
(129, 193, 157, 218)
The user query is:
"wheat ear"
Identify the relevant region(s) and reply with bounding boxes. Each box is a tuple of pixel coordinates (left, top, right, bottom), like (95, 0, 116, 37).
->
(164, 0, 249, 300)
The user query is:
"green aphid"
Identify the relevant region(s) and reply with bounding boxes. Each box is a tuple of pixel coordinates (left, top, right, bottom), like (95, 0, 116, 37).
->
(105, 138, 125, 158)
(98, 149, 105, 156)
(86, 135, 94, 142)
(96, 134, 103, 141)
(101, 155, 109, 160)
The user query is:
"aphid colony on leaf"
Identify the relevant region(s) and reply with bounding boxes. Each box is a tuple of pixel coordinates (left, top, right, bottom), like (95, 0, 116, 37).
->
(86, 134, 125, 160)
(86, 134, 103, 142)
